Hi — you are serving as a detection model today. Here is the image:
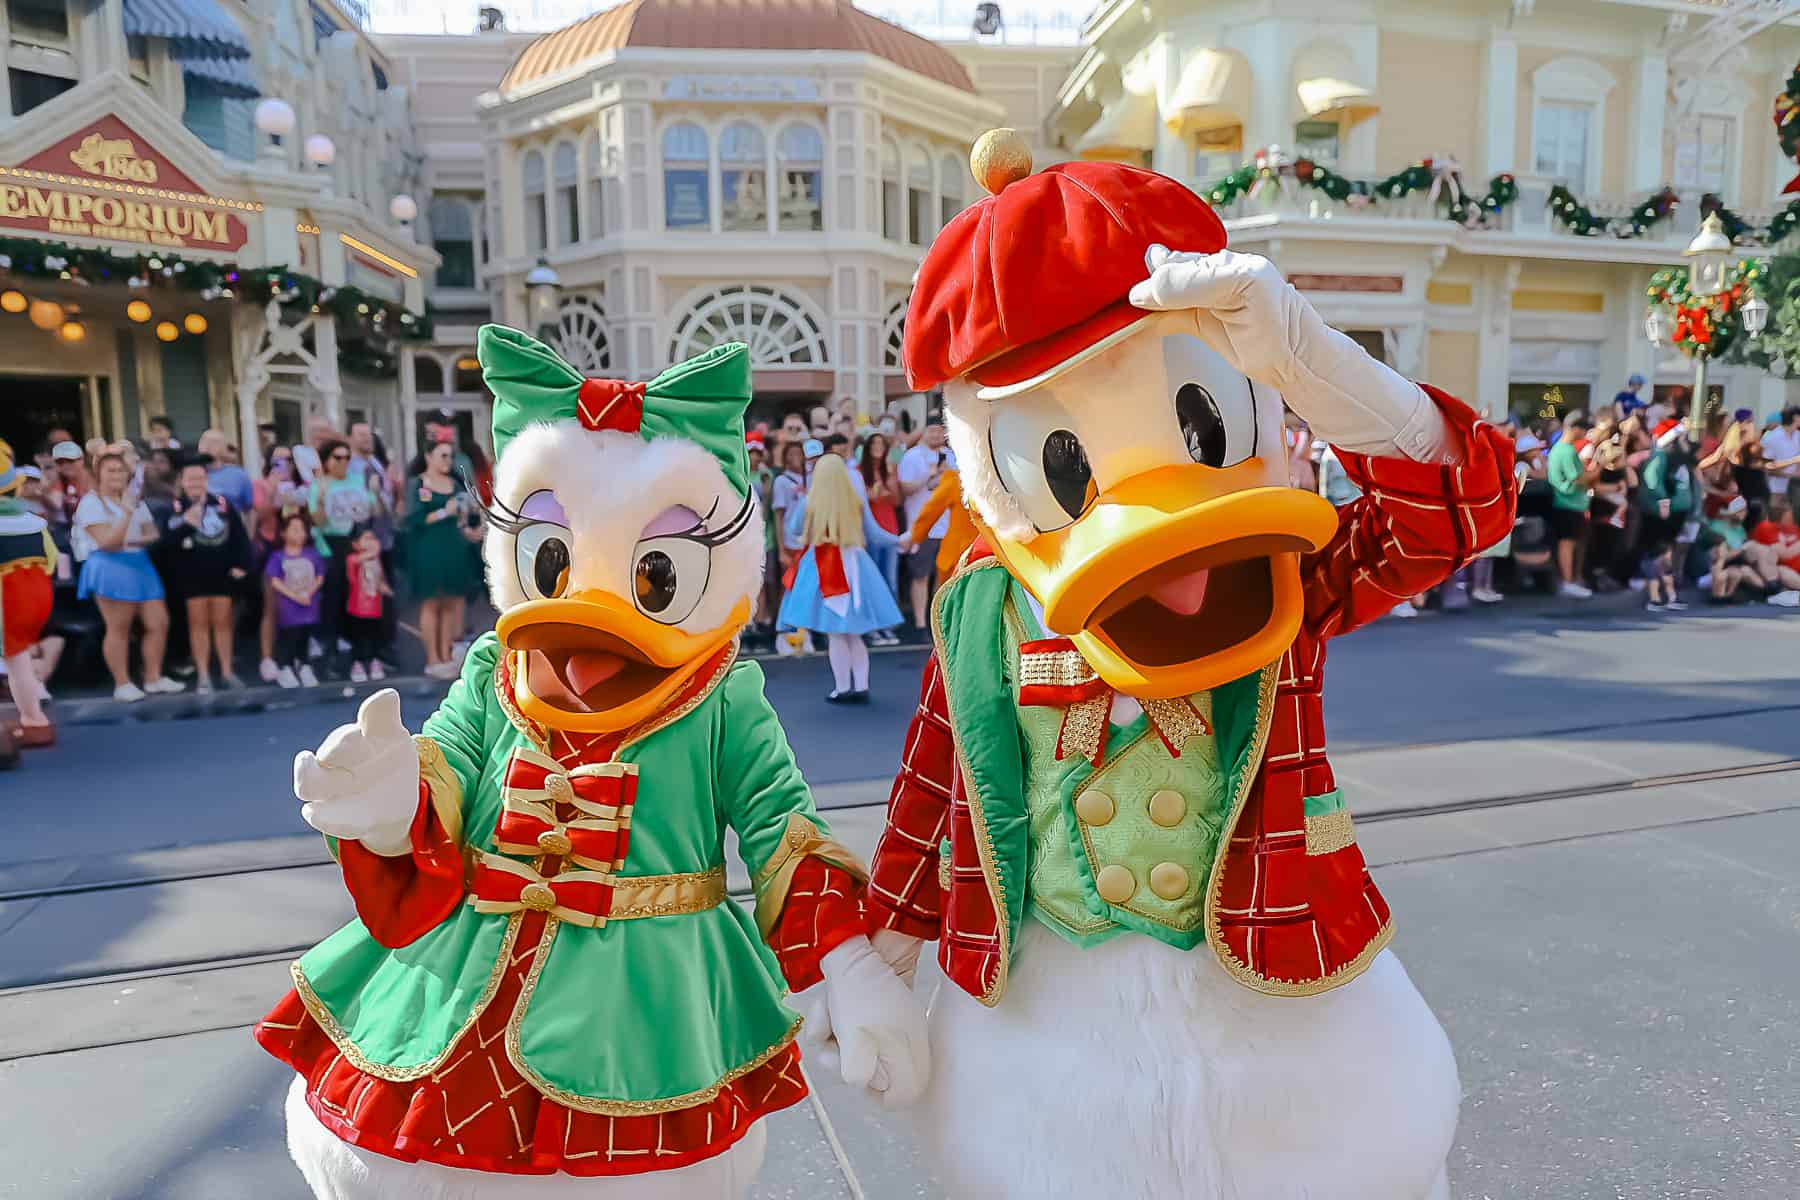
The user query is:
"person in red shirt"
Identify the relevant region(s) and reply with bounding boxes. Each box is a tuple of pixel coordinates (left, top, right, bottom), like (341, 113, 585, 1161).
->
(1749, 498, 1800, 604)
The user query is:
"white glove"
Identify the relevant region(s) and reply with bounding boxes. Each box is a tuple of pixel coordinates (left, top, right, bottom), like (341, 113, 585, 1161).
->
(871, 928, 925, 987)
(795, 935, 930, 1109)
(294, 689, 420, 857)
(1129, 246, 1460, 465)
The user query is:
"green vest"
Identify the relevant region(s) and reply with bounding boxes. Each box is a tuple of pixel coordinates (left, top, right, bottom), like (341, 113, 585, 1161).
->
(933, 561, 1276, 964)
(294, 633, 827, 1113)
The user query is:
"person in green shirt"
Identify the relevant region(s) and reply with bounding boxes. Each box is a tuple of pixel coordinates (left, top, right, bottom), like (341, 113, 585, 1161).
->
(1546, 411, 1599, 598)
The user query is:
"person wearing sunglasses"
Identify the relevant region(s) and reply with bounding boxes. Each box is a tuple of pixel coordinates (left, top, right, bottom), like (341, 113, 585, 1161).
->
(307, 438, 377, 676)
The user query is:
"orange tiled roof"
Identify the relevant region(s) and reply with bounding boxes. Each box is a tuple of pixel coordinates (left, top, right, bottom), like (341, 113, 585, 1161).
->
(500, 0, 975, 94)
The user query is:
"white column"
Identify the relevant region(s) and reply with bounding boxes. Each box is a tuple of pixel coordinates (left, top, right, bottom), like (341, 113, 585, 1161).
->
(1476, 261, 1519, 421)
(310, 317, 344, 427)
(1480, 37, 1518, 181)
(399, 344, 419, 464)
(1630, 54, 1668, 193)
(1244, 20, 1289, 154)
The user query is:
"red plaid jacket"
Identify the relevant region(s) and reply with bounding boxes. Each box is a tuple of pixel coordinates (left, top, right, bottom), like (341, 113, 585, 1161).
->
(867, 388, 1516, 1003)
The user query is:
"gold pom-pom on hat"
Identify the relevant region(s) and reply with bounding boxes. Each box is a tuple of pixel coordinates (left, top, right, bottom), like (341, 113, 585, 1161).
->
(970, 128, 1033, 196)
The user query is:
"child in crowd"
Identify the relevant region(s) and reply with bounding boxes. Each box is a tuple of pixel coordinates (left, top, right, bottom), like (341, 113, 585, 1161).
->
(777, 453, 902, 703)
(266, 511, 325, 688)
(343, 522, 392, 683)
(1638, 541, 1685, 614)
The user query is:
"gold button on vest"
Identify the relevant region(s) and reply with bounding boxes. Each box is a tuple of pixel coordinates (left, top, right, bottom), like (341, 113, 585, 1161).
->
(1095, 864, 1136, 904)
(1148, 788, 1186, 827)
(519, 882, 558, 911)
(1075, 789, 1116, 827)
(537, 830, 573, 857)
(1149, 861, 1190, 900)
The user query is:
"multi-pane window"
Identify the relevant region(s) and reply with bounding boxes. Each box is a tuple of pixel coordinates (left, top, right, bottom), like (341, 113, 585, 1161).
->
(778, 124, 825, 232)
(8, 0, 75, 117)
(429, 196, 476, 289)
(881, 139, 902, 240)
(1292, 119, 1339, 166)
(523, 150, 548, 253)
(553, 141, 579, 244)
(938, 151, 962, 228)
(720, 122, 767, 232)
(662, 122, 710, 231)
(906, 149, 932, 246)
(1672, 115, 1734, 195)
(583, 133, 606, 239)
(1532, 101, 1591, 186)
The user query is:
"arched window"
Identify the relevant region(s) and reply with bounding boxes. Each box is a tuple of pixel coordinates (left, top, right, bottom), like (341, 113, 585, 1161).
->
(522, 149, 547, 252)
(662, 122, 710, 231)
(553, 295, 611, 373)
(720, 122, 767, 233)
(906, 146, 933, 245)
(777, 123, 824, 232)
(414, 354, 445, 395)
(938, 151, 963, 229)
(583, 132, 606, 239)
(883, 295, 908, 373)
(669, 285, 828, 366)
(552, 140, 579, 244)
(453, 354, 485, 394)
(880, 138, 902, 240)
(427, 195, 475, 289)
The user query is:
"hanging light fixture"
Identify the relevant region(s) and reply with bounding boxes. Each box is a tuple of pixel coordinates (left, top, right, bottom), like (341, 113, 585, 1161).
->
(1742, 293, 1770, 337)
(183, 313, 208, 335)
(59, 320, 85, 343)
(126, 299, 152, 323)
(155, 321, 180, 342)
(1644, 307, 1670, 346)
(0, 290, 25, 314)
(27, 299, 64, 331)
(1684, 213, 1733, 299)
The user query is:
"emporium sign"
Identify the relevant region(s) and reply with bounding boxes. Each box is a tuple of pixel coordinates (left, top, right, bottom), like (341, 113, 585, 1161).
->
(0, 115, 252, 252)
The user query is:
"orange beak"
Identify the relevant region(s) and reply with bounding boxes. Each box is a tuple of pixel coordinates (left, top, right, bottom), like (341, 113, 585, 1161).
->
(496, 590, 748, 733)
(980, 458, 1339, 698)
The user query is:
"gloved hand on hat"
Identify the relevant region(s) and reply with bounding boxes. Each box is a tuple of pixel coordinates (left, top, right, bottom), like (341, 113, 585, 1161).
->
(1129, 246, 1462, 466)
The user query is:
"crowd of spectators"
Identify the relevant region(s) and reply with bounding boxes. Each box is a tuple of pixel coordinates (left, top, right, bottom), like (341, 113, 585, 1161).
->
(2, 412, 490, 703)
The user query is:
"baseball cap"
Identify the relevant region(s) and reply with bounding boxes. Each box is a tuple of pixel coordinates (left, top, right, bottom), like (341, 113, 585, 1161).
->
(1627, 373, 1645, 387)
(802, 438, 824, 460)
(1733, 408, 1754, 423)
(51, 441, 82, 462)
(744, 430, 765, 449)
(1515, 432, 1546, 453)
(18, 465, 42, 480)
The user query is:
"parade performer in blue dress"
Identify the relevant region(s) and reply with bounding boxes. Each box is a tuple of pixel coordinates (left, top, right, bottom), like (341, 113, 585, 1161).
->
(777, 453, 902, 703)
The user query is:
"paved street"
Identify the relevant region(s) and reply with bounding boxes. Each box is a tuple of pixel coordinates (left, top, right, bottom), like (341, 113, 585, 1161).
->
(3, 603, 1799, 1198)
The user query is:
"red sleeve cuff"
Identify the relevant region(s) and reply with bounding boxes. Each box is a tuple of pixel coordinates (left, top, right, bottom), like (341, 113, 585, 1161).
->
(869, 904, 941, 941)
(336, 782, 467, 948)
(767, 858, 867, 992)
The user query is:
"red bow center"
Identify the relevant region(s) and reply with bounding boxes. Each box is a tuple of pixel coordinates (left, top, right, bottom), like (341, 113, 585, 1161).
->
(577, 378, 646, 433)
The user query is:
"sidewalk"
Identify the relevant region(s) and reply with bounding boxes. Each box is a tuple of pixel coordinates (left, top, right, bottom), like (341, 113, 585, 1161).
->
(6, 583, 1723, 730)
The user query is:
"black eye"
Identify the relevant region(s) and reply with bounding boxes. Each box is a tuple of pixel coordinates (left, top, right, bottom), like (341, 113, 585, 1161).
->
(1042, 429, 1092, 520)
(634, 549, 678, 613)
(1176, 383, 1227, 468)
(533, 536, 570, 598)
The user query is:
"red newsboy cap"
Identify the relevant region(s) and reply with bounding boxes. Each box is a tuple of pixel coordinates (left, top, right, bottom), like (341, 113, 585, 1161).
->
(903, 141, 1227, 393)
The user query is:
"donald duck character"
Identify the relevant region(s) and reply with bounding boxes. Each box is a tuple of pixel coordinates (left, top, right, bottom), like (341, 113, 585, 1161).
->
(256, 327, 928, 1199)
(863, 131, 1517, 1199)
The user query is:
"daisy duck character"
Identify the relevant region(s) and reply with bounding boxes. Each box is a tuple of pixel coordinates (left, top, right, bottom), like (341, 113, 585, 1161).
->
(863, 131, 1517, 1199)
(257, 327, 927, 1199)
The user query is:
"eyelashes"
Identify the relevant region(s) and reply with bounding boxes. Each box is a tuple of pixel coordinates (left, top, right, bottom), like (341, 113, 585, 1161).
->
(480, 487, 756, 548)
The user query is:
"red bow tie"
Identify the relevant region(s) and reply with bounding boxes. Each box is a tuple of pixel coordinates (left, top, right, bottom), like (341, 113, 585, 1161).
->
(1017, 636, 1211, 766)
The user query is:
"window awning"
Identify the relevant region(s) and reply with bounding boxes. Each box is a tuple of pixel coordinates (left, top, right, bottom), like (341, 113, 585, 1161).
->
(1293, 42, 1377, 124)
(123, 0, 251, 61)
(182, 54, 260, 100)
(1075, 87, 1158, 161)
(1164, 49, 1250, 150)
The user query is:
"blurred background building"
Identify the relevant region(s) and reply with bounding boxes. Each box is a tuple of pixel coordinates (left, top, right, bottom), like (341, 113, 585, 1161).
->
(6, 0, 1800, 462)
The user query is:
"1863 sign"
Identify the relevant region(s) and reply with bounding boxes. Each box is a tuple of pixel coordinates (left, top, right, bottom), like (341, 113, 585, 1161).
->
(0, 115, 250, 252)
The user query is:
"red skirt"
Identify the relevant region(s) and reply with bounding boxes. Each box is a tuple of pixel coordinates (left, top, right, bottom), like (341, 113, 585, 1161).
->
(255, 910, 808, 1177)
(1, 566, 51, 658)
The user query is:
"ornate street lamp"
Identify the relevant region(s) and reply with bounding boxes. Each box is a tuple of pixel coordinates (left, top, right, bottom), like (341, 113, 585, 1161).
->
(1742, 292, 1770, 337)
(525, 259, 561, 341)
(1645, 306, 1670, 347)
(1679, 214, 1734, 440)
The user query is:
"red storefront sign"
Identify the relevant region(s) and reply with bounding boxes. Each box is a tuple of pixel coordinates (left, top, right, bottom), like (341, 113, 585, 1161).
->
(0, 115, 251, 252)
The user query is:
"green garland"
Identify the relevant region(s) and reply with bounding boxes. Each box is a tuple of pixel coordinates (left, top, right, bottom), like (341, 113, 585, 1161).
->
(1547, 185, 1679, 238)
(1646, 258, 1767, 358)
(0, 236, 432, 341)
(1202, 156, 1519, 224)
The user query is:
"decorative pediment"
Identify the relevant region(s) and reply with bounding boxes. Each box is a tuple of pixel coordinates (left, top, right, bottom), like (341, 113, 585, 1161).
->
(0, 76, 256, 254)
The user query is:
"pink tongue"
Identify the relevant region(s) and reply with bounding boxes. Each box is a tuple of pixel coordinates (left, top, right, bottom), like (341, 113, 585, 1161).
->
(1149, 568, 1211, 616)
(565, 651, 626, 696)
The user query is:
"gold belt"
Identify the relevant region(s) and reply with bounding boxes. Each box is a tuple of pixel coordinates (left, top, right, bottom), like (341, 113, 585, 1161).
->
(609, 866, 728, 919)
